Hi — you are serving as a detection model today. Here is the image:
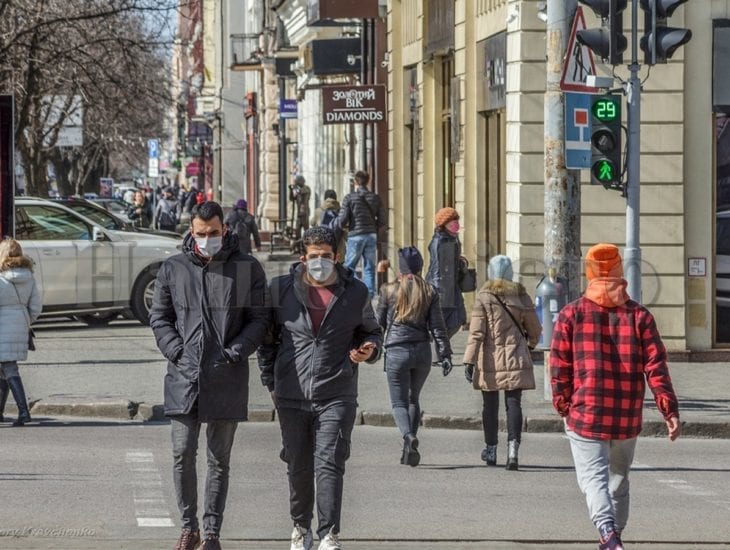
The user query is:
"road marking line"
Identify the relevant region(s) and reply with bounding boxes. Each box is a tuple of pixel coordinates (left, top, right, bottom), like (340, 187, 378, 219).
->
(638, 462, 728, 510)
(125, 450, 174, 529)
(137, 518, 174, 527)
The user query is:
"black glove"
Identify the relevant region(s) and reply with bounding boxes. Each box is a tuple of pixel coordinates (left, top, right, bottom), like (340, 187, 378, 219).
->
(441, 358, 453, 377)
(464, 363, 474, 384)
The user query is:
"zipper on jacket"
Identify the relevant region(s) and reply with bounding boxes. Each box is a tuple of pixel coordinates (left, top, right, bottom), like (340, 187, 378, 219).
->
(308, 337, 318, 401)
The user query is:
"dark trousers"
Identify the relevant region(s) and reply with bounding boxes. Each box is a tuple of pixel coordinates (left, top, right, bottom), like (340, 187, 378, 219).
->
(482, 389, 523, 445)
(278, 401, 357, 539)
(170, 411, 238, 536)
(385, 342, 432, 437)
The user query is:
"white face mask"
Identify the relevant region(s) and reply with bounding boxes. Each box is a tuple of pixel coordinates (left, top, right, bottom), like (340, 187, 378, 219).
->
(195, 235, 223, 258)
(307, 257, 336, 283)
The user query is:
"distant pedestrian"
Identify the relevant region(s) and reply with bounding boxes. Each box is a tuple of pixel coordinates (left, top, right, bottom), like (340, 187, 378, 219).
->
(127, 190, 152, 228)
(426, 207, 467, 338)
(376, 247, 453, 467)
(224, 199, 261, 255)
(258, 226, 382, 550)
(550, 243, 681, 550)
(290, 175, 311, 240)
(337, 171, 387, 297)
(0, 238, 42, 427)
(462, 255, 541, 470)
(155, 187, 181, 232)
(150, 201, 270, 550)
(312, 189, 345, 261)
(184, 185, 199, 213)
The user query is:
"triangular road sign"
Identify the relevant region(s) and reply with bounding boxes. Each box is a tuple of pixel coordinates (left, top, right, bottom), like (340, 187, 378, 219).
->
(560, 7, 600, 93)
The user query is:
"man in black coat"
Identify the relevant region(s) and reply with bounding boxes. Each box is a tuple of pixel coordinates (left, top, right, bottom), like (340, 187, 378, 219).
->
(150, 201, 269, 550)
(223, 198, 261, 255)
(258, 226, 382, 550)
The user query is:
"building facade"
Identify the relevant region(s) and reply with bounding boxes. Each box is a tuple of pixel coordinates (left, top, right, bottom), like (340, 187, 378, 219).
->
(386, 0, 730, 352)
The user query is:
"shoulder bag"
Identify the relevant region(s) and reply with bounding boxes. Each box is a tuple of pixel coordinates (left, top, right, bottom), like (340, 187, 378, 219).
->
(458, 264, 477, 292)
(491, 292, 528, 340)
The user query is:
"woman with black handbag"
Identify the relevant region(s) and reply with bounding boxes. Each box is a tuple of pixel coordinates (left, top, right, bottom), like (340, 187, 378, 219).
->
(462, 255, 542, 470)
(0, 238, 42, 426)
(425, 207, 469, 339)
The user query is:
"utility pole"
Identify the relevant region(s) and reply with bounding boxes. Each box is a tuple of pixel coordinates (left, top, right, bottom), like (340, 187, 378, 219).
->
(624, 0, 642, 301)
(545, 0, 582, 303)
(543, 0, 581, 399)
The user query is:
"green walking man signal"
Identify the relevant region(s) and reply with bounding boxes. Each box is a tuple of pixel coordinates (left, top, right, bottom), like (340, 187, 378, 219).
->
(590, 94, 622, 188)
(594, 159, 615, 182)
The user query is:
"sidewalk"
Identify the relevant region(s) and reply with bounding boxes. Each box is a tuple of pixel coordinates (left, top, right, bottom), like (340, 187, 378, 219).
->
(11, 323, 730, 438)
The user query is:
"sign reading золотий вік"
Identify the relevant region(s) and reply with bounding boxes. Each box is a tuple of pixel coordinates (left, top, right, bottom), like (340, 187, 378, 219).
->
(321, 85, 386, 125)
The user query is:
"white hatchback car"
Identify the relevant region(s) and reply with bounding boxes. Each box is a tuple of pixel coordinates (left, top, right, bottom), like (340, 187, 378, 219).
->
(14, 197, 182, 325)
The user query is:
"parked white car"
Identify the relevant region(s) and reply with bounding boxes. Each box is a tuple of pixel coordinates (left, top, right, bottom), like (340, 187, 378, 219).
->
(14, 197, 181, 325)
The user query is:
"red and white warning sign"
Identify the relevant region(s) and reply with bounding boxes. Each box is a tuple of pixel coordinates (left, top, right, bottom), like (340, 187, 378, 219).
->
(560, 7, 599, 93)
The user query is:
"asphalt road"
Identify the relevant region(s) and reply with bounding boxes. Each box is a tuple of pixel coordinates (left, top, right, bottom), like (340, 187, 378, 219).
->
(1, 422, 729, 549)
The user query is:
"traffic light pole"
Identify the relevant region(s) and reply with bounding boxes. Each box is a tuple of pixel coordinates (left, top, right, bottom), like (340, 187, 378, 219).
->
(625, 0, 642, 301)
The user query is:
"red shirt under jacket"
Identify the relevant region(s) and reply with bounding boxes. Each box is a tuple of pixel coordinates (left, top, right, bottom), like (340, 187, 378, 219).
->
(307, 284, 335, 336)
(550, 297, 679, 440)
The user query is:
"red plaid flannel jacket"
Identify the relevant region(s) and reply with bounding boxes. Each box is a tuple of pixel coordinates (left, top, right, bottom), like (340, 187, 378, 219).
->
(550, 297, 679, 440)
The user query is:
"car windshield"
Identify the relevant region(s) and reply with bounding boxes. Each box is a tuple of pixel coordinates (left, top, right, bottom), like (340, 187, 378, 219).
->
(16, 204, 93, 240)
(71, 203, 123, 230)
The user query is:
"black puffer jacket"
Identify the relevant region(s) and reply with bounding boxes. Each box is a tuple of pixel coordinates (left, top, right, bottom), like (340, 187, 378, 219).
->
(150, 232, 269, 421)
(338, 186, 387, 236)
(257, 263, 383, 406)
(376, 281, 452, 361)
(426, 229, 467, 332)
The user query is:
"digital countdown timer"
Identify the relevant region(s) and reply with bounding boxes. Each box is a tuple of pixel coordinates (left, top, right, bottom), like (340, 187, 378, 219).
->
(592, 97, 620, 122)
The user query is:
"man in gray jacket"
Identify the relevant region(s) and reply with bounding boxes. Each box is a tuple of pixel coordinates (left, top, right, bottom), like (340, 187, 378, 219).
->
(258, 226, 382, 550)
(150, 201, 269, 550)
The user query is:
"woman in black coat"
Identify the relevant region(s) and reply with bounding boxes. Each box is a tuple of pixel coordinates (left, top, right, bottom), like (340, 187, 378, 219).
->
(425, 207, 467, 337)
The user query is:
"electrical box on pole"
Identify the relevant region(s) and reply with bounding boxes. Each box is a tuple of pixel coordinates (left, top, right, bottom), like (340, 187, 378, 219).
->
(640, 0, 692, 65)
(576, 0, 628, 65)
(590, 94, 622, 188)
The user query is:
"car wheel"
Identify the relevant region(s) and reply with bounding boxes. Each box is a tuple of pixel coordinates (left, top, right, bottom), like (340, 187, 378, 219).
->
(130, 269, 157, 325)
(75, 311, 120, 326)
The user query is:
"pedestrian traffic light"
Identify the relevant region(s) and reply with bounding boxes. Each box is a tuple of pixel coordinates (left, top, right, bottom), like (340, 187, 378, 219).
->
(640, 0, 692, 65)
(576, 0, 628, 65)
(590, 94, 622, 188)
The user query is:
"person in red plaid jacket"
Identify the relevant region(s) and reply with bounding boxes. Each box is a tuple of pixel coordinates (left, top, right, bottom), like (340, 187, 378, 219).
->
(550, 243, 681, 550)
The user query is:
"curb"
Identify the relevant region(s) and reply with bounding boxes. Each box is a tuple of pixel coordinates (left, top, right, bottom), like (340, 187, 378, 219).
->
(13, 401, 730, 439)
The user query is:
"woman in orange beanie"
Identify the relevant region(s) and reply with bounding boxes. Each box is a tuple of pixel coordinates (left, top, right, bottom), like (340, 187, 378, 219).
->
(425, 208, 467, 340)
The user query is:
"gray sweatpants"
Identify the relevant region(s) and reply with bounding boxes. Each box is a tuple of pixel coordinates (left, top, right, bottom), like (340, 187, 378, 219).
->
(566, 428, 637, 533)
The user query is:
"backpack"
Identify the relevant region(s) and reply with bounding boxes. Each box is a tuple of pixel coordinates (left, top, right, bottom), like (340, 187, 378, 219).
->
(320, 208, 338, 228)
(230, 210, 252, 246)
(158, 200, 177, 227)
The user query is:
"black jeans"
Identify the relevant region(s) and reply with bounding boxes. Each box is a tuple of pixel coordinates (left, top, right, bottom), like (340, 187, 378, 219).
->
(481, 389, 523, 445)
(170, 410, 238, 536)
(278, 401, 357, 539)
(385, 342, 432, 437)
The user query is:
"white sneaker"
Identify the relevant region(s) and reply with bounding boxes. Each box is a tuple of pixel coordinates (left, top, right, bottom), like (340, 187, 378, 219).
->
(317, 530, 342, 550)
(291, 524, 313, 550)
